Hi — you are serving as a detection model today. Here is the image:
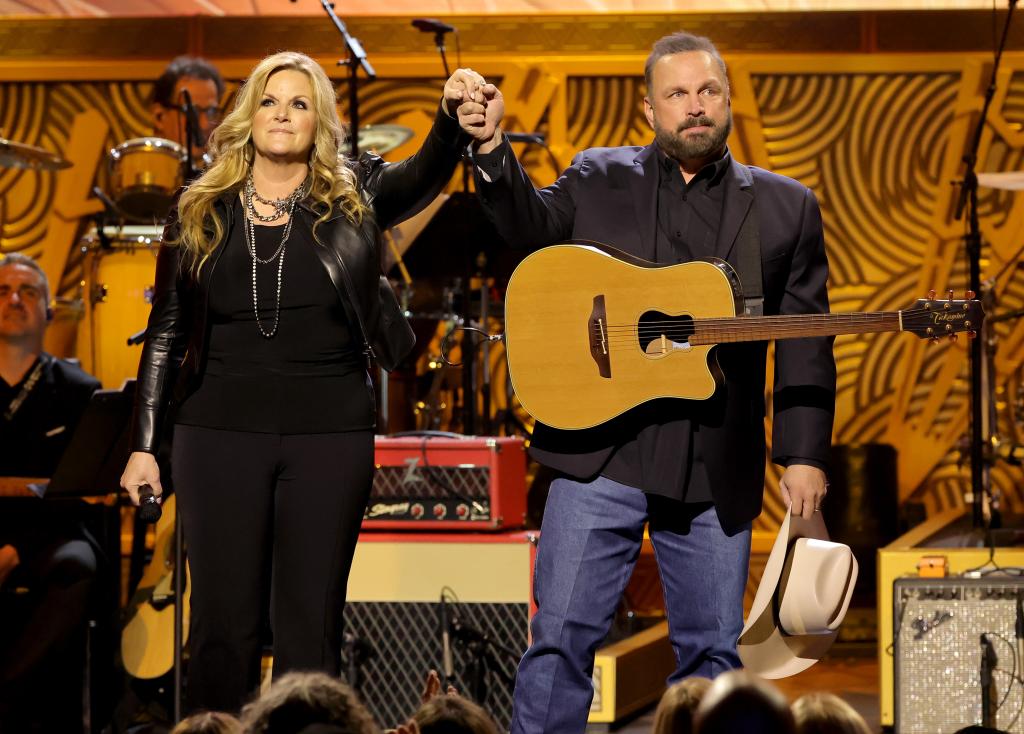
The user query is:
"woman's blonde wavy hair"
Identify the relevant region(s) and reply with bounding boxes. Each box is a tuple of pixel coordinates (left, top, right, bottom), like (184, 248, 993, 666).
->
(173, 50, 366, 273)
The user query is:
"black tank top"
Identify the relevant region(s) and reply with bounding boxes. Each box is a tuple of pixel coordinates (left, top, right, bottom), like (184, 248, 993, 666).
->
(175, 197, 374, 433)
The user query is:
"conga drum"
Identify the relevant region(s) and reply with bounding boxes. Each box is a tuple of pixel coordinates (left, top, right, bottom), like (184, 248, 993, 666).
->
(78, 226, 162, 388)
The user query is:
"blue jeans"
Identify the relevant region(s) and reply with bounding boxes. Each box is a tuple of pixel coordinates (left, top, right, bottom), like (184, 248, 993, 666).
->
(511, 475, 751, 734)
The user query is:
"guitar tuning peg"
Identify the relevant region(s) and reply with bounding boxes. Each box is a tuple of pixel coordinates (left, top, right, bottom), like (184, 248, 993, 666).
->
(966, 290, 976, 300)
(949, 333, 958, 343)
(947, 289, 954, 301)
(968, 330, 978, 339)
(928, 289, 937, 300)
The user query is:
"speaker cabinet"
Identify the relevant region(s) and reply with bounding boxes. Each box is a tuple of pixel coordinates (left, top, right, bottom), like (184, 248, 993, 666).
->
(342, 531, 537, 730)
(894, 576, 1024, 733)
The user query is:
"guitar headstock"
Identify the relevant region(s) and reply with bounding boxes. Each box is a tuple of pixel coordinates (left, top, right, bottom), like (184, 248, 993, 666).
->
(903, 289, 985, 341)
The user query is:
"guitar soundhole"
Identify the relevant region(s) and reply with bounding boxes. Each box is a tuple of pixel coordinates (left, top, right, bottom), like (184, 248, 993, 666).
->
(638, 311, 694, 355)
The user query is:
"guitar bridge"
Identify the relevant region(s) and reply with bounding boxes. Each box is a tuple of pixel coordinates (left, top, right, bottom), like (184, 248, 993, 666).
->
(589, 295, 611, 378)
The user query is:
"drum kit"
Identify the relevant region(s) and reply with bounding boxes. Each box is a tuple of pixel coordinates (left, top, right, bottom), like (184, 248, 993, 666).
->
(2, 126, 444, 391)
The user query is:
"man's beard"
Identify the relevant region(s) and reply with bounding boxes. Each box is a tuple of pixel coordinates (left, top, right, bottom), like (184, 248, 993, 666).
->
(654, 110, 732, 163)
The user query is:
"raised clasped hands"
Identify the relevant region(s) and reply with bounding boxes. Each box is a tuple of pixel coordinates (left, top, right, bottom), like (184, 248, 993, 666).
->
(446, 76, 504, 152)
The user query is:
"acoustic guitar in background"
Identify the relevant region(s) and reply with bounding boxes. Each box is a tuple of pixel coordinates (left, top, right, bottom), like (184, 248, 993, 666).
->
(120, 494, 191, 679)
(502, 242, 984, 431)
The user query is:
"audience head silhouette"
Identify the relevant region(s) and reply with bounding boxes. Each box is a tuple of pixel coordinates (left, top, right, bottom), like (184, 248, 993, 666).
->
(792, 692, 870, 734)
(239, 672, 378, 734)
(413, 695, 501, 734)
(652, 677, 712, 734)
(693, 670, 796, 734)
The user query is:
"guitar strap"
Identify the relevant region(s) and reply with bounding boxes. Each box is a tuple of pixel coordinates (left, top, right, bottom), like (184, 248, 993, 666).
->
(734, 182, 764, 317)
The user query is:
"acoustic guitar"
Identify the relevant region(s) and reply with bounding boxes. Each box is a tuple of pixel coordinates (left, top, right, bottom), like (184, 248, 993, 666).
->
(120, 494, 191, 679)
(503, 242, 984, 431)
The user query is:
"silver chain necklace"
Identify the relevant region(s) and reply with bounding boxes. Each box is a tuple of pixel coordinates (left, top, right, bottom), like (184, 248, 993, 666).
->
(244, 175, 306, 338)
(245, 173, 306, 224)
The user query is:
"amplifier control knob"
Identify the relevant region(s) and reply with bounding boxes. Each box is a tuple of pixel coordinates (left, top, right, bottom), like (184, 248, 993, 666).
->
(411, 503, 425, 519)
(456, 504, 469, 518)
(433, 503, 447, 519)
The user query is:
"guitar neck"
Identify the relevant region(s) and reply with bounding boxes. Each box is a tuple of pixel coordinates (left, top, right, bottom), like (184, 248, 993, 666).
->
(688, 311, 903, 345)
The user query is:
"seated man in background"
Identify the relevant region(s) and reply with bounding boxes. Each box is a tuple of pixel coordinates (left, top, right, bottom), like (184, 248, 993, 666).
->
(0, 252, 103, 733)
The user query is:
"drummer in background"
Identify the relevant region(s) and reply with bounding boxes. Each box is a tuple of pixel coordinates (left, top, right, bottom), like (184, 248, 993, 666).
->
(152, 56, 225, 166)
(0, 253, 102, 732)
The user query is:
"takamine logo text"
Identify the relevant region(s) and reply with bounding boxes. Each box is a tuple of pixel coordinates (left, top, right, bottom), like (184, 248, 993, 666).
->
(932, 312, 966, 323)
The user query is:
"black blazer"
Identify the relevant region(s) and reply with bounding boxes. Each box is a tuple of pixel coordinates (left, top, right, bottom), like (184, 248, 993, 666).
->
(131, 106, 466, 454)
(476, 142, 836, 528)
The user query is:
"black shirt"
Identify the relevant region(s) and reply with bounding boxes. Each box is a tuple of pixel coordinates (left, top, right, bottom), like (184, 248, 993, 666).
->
(174, 197, 374, 434)
(599, 148, 731, 503)
(0, 353, 100, 477)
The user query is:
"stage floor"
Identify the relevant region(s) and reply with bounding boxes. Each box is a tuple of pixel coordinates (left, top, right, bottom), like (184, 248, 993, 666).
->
(607, 648, 880, 733)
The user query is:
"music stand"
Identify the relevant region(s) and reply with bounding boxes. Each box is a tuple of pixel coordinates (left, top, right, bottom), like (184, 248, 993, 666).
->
(41, 381, 135, 498)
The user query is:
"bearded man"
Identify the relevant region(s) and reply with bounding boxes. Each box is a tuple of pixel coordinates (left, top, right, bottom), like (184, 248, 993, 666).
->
(456, 31, 837, 734)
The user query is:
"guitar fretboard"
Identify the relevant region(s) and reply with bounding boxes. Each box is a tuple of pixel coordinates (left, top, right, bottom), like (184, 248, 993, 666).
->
(687, 311, 902, 345)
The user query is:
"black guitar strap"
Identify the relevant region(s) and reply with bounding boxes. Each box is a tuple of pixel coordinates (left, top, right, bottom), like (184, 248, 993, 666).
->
(734, 181, 764, 317)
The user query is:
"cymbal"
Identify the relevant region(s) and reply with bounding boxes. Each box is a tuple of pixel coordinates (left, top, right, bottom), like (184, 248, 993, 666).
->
(977, 171, 1024, 191)
(344, 124, 414, 156)
(0, 137, 71, 171)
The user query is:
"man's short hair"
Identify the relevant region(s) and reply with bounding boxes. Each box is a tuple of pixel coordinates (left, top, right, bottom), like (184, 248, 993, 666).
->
(152, 56, 225, 108)
(0, 252, 50, 305)
(644, 32, 728, 92)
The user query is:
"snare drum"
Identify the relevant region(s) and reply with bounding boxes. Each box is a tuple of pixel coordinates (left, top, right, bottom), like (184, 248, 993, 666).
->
(78, 226, 162, 388)
(108, 137, 185, 222)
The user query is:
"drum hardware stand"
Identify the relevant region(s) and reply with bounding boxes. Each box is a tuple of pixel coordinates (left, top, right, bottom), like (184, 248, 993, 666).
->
(90, 186, 121, 247)
(477, 254, 493, 436)
(318, 0, 376, 159)
(165, 88, 195, 721)
(952, 0, 1018, 530)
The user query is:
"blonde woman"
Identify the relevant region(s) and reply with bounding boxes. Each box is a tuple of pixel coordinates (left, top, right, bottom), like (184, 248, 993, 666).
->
(120, 51, 483, 713)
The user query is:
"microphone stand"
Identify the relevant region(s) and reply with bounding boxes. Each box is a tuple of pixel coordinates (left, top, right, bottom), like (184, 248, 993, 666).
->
(432, 29, 452, 77)
(318, 0, 375, 160)
(179, 89, 199, 182)
(953, 0, 1019, 530)
(317, 0, 385, 428)
(168, 87, 203, 724)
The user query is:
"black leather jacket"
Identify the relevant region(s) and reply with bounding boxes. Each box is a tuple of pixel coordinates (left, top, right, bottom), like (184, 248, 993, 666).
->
(131, 105, 466, 453)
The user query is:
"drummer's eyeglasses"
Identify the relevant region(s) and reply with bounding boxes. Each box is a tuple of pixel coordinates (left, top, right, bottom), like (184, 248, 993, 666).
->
(160, 103, 222, 123)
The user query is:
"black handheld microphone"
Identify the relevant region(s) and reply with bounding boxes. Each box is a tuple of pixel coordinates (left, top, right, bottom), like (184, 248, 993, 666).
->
(412, 18, 455, 34)
(138, 484, 162, 524)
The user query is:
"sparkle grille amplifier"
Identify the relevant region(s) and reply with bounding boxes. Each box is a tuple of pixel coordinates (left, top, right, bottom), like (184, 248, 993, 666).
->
(894, 576, 1024, 734)
(365, 436, 527, 530)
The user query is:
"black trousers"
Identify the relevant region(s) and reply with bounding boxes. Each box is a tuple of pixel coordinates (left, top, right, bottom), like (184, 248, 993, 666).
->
(172, 425, 374, 714)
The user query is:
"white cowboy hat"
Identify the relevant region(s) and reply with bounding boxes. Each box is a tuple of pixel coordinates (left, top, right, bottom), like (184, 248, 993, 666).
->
(737, 506, 858, 679)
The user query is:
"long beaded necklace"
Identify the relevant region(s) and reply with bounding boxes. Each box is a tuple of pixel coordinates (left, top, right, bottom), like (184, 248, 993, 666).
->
(244, 173, 307, 338)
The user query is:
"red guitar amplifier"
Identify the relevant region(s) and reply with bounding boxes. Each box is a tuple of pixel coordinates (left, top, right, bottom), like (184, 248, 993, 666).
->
(364, 435, 527, 530)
